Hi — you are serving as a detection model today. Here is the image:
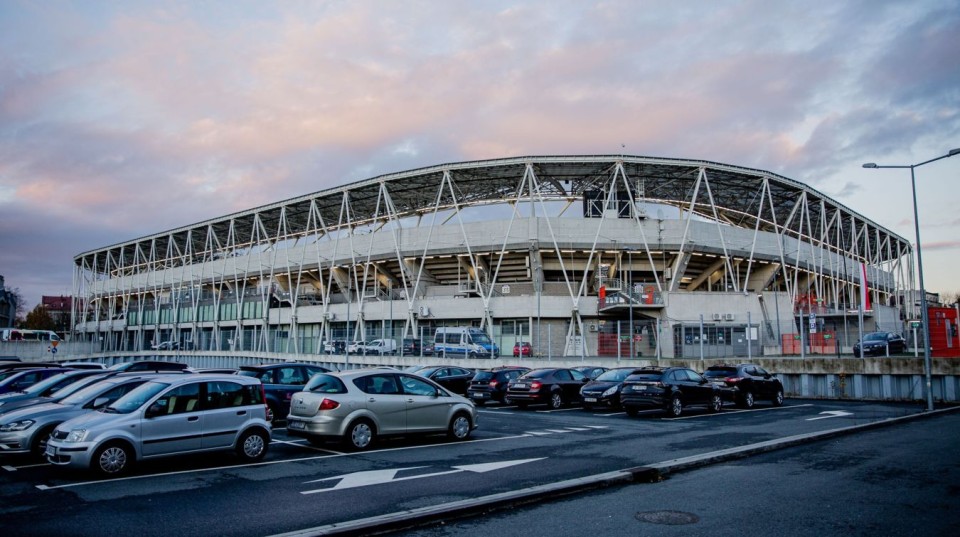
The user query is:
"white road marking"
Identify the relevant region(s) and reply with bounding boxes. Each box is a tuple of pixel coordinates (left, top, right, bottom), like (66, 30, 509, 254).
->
(33, 433, 535, 491)
(806, 410, 853, 421)
(544, 429, 571, 433)
(667, 403, 814, 420)
(526, 431, 551, 436)
(535, 407, 582, 413)
(3, 462, 50, 471)
(300, 458, 546, 495)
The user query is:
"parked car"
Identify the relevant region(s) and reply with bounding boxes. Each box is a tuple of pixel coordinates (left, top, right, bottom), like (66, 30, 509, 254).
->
(0, 368, 72, 395)
(513, 341, 532, 357)
(45, 374, 271, 475)
(0, 372, 116, 415)
(0, 369, 108, 410)
(360, 339, 398, 355)
(467, 367, 530, 405)
(346, 341, 367, 354)
(0, 374, 158, 457)
(150, 341, 179, 350)
(286, 369, 478, 450)
(572, 366, 608, 380)
(60, 362, 108, 370)
(702, 363, 785, 408)
(505, 368, 589, 409)
(414, 366, 476, 395)
(237, 363, 331, 423)
(620, 367, 723, 417)
(108, 360, 189, 373)
(322, 340, 347, 354)
(401, 338, 434, 356)
(853, 331, 906, 357)
(579, 367, 646, 410)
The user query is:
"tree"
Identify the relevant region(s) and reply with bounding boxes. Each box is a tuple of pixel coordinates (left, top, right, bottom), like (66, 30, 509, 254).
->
(22, 304, 56, 331)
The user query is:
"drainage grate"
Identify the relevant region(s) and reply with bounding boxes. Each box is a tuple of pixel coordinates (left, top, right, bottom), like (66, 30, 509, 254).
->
(635, 510, 700, 525)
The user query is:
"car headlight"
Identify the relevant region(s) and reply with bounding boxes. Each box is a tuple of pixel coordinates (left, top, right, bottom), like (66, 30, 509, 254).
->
(602, 386, 618, 397)
(0, 419, 35, 432)
(65, 429, 89, 443)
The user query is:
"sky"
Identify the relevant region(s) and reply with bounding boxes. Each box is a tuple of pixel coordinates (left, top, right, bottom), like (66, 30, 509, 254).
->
(1, 0, 959, 313)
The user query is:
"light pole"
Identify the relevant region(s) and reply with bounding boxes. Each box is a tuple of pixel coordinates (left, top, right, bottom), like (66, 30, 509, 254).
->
(863, 147, 960, 412)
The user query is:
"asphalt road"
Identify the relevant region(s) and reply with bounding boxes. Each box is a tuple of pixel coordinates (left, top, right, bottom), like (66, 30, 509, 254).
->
(0, 398, 940, 537)
(395, 408, 960, 537)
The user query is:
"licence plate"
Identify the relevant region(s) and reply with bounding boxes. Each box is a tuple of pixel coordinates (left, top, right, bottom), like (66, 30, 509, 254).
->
(287, 420, 305, 430)
(513, 383, 526, 389)
(635, 385, 647, 391)
(470, 392, 486, 399)
(45, 445, 55, 457)
(584, 397, 597, 403)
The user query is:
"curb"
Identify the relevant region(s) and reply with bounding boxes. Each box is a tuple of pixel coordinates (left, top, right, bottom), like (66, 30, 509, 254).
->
(270, 405, 960, 537)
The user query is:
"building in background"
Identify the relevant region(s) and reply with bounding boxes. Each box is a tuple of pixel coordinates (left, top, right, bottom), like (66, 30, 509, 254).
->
(69, 155, 918, 359)
(0, 276, 18, 328)
(41, 296, 73, 336)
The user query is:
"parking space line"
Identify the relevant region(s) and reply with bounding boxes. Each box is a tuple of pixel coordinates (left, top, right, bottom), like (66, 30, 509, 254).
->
(3, 462, 50, 472)
(535, 408, 582, 413)
(33, 433, 535, 491)
(666, 403, 814, 420)
(526, 431, 551, 436)
(564, 427, 591, 431)
(272, 439, 343, 455)
(544, 429, 571, 433)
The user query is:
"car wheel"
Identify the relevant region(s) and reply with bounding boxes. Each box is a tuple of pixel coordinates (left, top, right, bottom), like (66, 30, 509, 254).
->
(625, 406, 639, 417)
(667, 395, 683, 417)
(549, 392, 563, 409)
(344, 419, 375, 451)
(30, 426, 56, 459)
(92, 442, 132, 476)
(739, 390, 755, 409)
(236, 429, 269, 462)
(709, 394, 722, 413)
(773, 388, 785, 406)
(448, 413, 472, 441)
(267, 402, 280, 425)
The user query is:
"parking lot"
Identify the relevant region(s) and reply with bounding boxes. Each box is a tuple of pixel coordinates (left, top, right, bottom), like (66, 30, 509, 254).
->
(0, 397, 930, 537)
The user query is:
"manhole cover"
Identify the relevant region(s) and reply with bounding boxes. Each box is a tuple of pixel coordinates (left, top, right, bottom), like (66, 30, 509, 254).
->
(635, 510, 700, 525)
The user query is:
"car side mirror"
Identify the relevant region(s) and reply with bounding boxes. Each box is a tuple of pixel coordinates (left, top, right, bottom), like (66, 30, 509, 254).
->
(145, 402, 165, 418)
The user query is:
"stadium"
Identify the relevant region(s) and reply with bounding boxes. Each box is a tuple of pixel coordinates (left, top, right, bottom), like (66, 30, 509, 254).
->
(69, 155, 917, 360)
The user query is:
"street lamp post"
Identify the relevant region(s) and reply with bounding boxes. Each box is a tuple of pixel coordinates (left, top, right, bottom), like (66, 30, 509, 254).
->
(863, 147, 960, 412)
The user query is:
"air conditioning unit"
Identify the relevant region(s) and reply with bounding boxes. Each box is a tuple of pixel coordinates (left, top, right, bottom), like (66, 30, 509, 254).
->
(724, 313, 736, 321)
(589, 324, 598, 332)
(712, 313, 723, 321)
(323, 312, 336, 321)
(417, 306, 430, 317)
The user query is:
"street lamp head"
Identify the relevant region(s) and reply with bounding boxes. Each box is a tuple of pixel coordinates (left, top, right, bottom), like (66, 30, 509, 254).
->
(862, 163, 878, 168)
(949, 147, 960, 157)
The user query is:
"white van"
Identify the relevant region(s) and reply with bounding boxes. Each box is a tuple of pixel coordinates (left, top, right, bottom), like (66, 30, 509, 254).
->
(360, 339, 397, 355)
(433, 327, 499, 358)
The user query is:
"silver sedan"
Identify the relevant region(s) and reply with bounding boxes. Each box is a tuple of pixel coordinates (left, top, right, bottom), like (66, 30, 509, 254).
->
(286, 369, 478, 450)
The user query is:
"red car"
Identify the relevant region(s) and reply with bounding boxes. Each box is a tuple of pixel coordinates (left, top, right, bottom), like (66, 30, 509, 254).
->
(513, 341, 532, 357)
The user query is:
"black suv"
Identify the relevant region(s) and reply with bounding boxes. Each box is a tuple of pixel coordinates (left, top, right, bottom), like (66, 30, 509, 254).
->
(238, 363, 331, 423)
(467, 367, 530, 405)
(620, 367, 723, 417)
(401, 337, 434, 357)
(703, 363, 785, 408)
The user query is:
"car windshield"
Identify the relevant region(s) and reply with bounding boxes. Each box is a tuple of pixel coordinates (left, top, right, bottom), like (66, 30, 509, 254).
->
(595, 369, 636, 382)
(47, 374, 111, 399)
(59, 379, 119, 405)
(521, 370, 553, 379)
(704, 368, 737, 378)
(863, 333, 887, 341)
(469, 330, 492, 345)
(473, 371, 494, 381)
(105, 381, 170, 414)
(304, 374, 348, 393)
(22, 373, 80, 394)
